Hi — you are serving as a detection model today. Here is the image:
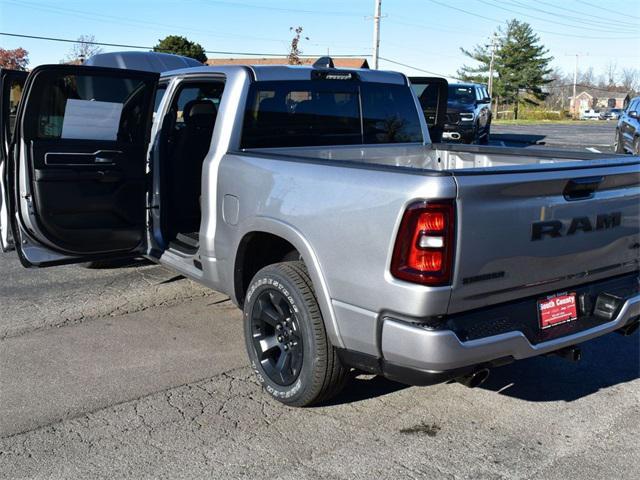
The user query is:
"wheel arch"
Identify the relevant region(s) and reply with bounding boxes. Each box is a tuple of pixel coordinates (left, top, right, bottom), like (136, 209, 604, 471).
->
(232, 217, 344, 349)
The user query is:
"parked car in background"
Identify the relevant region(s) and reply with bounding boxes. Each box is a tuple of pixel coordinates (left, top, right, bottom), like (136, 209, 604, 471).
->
(580, 109, 601, 120)
(600, 108, 623, 121)
(615, 96, 640, 154)
(413, 81, 492, 144)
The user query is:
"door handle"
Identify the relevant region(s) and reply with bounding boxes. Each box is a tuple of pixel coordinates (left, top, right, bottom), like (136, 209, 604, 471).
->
(44, 150, 122, 166)
(93, 150, 122, 164)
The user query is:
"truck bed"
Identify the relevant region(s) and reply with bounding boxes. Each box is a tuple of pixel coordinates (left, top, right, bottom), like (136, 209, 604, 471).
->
(243, 143, 639, 174)
(235, 143, 639, 317)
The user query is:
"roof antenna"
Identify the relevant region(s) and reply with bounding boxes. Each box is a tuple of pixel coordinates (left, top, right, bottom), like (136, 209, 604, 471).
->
(313, 56, 335, 68)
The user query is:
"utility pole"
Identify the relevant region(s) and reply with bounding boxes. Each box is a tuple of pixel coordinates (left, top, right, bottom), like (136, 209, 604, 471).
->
(572, 53, 579, 118)
(372, 0, 382, 69)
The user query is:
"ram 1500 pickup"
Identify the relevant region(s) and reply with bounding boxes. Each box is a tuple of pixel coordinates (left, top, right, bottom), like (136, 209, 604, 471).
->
(1, 54, 639, 406)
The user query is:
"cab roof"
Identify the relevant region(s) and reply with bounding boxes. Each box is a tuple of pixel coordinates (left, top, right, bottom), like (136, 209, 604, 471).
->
(160, 64, 407, 85)
(85, 51, 202, 72)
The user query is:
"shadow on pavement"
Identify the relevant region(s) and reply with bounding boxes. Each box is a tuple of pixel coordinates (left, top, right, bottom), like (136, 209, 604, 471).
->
(321, 373, 409, 406)
(480, 331, 640, 402)
(82, 257, 153, 269)
(323, 330, 638, 406)
(490, 133, 546, 146)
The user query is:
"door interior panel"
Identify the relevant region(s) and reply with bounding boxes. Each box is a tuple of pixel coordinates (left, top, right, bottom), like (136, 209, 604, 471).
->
(15, 65, 158, 259)
(30, 139, 146, 253)
(408, 77, 448, 143)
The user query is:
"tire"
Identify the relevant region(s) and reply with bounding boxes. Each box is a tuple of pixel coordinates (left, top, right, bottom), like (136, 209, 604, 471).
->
(614, 130, 625, 154)
(463, 128, 476, 144)
(478, 124, 490, 145)
(243, 261, 348, 407)
(633, 137, 640, 156)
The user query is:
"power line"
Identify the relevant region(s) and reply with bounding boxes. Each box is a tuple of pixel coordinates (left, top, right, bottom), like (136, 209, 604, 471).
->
(424, 0, 640, 40)
(576, 0, 640, 21)
(479, 0, 639, 35)
(523, 0, 639, 30)
(0, 32, 369, 58)
(2, 0, 285, 45)
(194, 0, 365, 17)
(378, 56, 463, 80)
(3, 0, 371, 51)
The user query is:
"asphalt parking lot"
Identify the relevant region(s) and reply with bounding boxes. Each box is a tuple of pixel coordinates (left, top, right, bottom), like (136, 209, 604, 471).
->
(1, 123, 638, 479)
(490, 121, 616, 152)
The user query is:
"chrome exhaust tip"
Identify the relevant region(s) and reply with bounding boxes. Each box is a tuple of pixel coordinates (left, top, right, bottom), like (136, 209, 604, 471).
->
(456, 368, 490, 388)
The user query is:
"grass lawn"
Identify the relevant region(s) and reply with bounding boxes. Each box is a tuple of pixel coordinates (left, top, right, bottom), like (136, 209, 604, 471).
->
(493, 119, 603, 125)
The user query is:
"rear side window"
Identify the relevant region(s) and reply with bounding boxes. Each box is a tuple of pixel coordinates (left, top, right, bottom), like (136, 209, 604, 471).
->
(24, 70, 155, 143)
(361, 83, 423, 144)
(241, 80, 422, 148)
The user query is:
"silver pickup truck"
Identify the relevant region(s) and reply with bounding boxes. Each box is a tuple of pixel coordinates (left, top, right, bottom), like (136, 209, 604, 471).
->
(1, 55, 639, 406)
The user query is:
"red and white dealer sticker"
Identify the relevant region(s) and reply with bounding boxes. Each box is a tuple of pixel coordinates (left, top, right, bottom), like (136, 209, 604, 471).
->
(538, 292, 578, 329)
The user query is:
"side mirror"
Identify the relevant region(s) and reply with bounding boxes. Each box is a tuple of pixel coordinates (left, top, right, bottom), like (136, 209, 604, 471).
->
(629, 111, 639, 119)
(483, 97, 492, 104)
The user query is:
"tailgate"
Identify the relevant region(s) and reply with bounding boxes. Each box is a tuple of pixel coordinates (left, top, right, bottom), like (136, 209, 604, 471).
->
(449, 163, 640, 314)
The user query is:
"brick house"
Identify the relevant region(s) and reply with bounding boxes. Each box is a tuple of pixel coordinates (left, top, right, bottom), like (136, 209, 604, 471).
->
(569, 89, 628, 116)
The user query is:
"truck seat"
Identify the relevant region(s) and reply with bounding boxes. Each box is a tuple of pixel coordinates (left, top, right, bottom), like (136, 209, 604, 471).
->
(169, 99, 217, 236)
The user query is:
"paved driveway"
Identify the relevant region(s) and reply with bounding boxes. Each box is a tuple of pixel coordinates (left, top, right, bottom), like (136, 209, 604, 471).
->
(1, 124, 639, 479)
(490, 122, 617, 152)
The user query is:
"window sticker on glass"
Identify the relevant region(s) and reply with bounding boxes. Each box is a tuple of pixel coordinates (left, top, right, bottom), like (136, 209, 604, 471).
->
(61, 99, 123, 141)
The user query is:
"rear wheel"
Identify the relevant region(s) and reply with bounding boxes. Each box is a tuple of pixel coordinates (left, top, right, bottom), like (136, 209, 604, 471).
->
(243, 261, 348, 406)
(614, 130, 625, 154)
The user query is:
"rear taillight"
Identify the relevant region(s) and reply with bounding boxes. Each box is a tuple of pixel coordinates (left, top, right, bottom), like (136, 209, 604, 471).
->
(390, 200, 455, 286)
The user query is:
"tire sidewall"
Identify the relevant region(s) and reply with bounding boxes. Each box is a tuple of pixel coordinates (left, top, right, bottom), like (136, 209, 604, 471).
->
(479, 124, 490, 145)
(243, 267, 321, 404)
(614, 130, 625, 154)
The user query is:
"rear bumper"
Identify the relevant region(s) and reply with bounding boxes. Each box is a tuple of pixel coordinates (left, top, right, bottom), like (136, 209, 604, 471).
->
(381, 293, 640, 372)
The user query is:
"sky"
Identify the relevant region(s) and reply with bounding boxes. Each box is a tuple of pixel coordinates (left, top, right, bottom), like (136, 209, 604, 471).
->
(1, 0, 639, 82)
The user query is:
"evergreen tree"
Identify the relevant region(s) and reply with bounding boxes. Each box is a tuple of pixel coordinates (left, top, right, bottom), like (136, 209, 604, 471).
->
(458, 20, 553, 119)
(153, 35, 207, 63)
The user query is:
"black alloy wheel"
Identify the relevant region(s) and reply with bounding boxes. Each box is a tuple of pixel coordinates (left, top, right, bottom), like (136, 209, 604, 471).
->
(243, 261, 348, 406)
(250, 289, 303, 386)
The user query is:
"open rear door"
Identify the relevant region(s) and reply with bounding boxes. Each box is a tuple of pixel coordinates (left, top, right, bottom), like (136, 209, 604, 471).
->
(9, 64, 159, 267)
(0, 68, 27, 251)
(408, 77, 448, 143)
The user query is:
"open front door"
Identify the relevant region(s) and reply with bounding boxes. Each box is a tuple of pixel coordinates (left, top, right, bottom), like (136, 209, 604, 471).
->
(1, 68, 27, 251)
(10, 65, 159, 267)
(408, 77, 448, 143)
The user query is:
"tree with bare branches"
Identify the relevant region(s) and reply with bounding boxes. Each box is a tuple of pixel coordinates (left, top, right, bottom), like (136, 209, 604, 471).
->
(620, 68, 639, 91)
(288, 26, 309, 65)
(62, 35, 103, 64)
